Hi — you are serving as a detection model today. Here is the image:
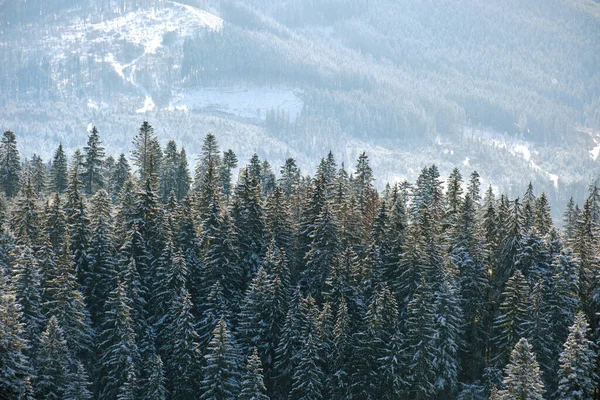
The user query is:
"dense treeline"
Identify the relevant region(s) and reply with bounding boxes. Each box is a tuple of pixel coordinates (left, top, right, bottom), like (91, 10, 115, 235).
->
(1, 123, 600, 399)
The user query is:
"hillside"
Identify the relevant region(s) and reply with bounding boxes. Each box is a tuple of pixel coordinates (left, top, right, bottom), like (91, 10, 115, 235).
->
(0, 0, 599, 216)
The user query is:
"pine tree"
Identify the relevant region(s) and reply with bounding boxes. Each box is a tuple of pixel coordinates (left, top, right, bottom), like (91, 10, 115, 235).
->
(87, 189, 117, 324)
(403, 276, 437, 399)
(132, 121, 162, 181)
(0, 274, 32, 397)
(0, 130, 21, 198)
(159, 140, 180, 202)
(220, 148, 238, 201)
(51, 143, 68, 193)
(231, 167, 266, 280)
(238, 266, 285, 375)
(176, 147, 192, 200)
(64, 360, 93, 400)
(302, 204, 340, 301)
(11, 245, 44, 346)
(163, 288, 201, 400)
(29, 153, 48, 195)
(81, 126, 105, 194)
(143, 353, 167, 400)
(99, 281, 140, 400)
(240, 348, 270, 400)
(289, 332, 324, 400)
(65, 165, 91, 291)
(497, 338, 545, 400)
(110, 154, 131, 201)
(11, 178, 41, 247)
(34, 316, 71, 400)
(44, 192, 66, 252)
(200, 318, 241, 400)
(195, 132, 221, 189)
(493, 270, 531, 368)
(555, 312, 597, 400)
(43, 250, 93, 361)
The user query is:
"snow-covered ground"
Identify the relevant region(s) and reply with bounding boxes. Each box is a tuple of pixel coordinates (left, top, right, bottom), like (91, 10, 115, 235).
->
(465, 126, 560, 189)
(49, 1, 222, 62)
(170, 86, 304, 121)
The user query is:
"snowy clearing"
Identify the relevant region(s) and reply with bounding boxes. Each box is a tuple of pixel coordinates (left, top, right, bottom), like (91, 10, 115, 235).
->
(170, 86, 304, 121)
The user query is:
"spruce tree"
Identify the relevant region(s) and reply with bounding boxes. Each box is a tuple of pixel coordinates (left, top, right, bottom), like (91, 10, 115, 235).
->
(163, 287, 201, 399)
(34, 316, 71, 400)
(555, 312, 597, 400)
(493, 269, 531, 368)
(110, 154, 131, 201)
(240, 348, 270, 400)
(302, 204, 340, 300)
(195, 132, 221, 189)
(0, 130, 21, 198)
(98, 281, 140, 400)
(51, 143, 68, 193)
(11, 245, 44, 346)
(81, 126, 105, 194)
(200, 318, 241, 400)
(132, 121, 162, 181)
(497, 338, 545, 400)
(220, 148, 237, 201)
(0, 274, 32, 397)
(289, 332, 324, 400)
(403, 276, 437, 399)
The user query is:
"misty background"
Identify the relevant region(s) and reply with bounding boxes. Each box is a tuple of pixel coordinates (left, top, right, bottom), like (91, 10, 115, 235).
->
(0, 0, 599, 220)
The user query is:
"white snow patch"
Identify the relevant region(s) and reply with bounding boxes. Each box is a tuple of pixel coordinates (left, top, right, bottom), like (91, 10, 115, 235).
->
(137, 96, 156, 113)
(465, 126, 560, 189)
(172, 86, 304, 120)
(463, 157, 470, 167)
(87, 99, 99, 110)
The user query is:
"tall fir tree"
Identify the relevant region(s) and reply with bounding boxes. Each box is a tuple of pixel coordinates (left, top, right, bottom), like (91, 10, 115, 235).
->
(555, 311, 597, 400)
(51, 143, 68, 193)
(240, 348, 270, 400)
(0, 130, 21, 198)
(200, 318, 242, 400)
(497, 338, 545, 400)
(34, 316, 71, 400)
(81, 126, 106, 194)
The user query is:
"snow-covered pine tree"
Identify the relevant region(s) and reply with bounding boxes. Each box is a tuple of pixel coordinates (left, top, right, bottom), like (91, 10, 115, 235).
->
(200, 317, 242, 400)
(265, 187, 295, 259)
(10, 178, 41, 247)
(493, 269, 530, 368)
(195, 132, 221, 191)
(65, 164, 91, 291)
(0, 130, 21, 198)
(497, 338, 545, 400)
(64, 360, 93, 400)
(43, 250, 93, 361)
(10, 245, 44, 348)
(240, 347, 270, 400)
(302, 203, 340, 301)
(132, 121, 162, 181)
(81, 126, 105, 194)
(219, 148, 237, 201)
(34, 316, 71, 400)
(87, 189, 116, 324)
(289, 330, 324, 400)
(51, 143, 68, 194)
(142, 353, 167, 400)
(403, 276, 437, 399)
(0, 274, 32, 397)
(555, 311, 597, 400)
(98, 280, 140, 400)
(163, 287, 201, 399)
(44, 192, 67, 252)
(231, 167, 266, 281)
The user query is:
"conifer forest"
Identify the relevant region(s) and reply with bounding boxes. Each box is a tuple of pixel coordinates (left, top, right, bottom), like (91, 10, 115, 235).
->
(0, 123, 599, 400)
